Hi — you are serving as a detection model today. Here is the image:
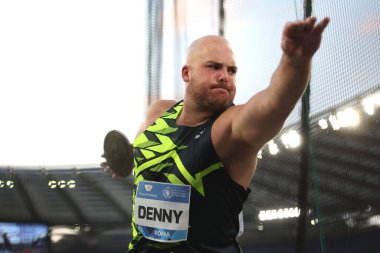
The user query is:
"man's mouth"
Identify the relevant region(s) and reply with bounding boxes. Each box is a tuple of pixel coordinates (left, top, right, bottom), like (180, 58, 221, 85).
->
(211, 84, 227, 90)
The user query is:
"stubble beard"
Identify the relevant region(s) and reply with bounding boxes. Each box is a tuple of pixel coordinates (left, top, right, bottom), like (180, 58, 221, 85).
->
(187, 84, 233, 114)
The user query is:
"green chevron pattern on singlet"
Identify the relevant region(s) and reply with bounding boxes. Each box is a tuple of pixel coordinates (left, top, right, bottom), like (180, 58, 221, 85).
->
(133, 101, 224, 196)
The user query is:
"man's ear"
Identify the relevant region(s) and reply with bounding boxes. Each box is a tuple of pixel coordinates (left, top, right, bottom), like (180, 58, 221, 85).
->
(182, 65, 189, 82)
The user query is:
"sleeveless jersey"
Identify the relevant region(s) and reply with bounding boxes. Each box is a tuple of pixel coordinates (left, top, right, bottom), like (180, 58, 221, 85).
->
(129, 101, 250, 253)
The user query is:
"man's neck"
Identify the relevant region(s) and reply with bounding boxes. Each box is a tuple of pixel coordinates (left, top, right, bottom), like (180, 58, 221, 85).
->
(176, 100, 214, 127)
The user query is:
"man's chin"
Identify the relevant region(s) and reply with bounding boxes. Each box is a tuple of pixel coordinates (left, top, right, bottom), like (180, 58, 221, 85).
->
(209, 100, 233, 113)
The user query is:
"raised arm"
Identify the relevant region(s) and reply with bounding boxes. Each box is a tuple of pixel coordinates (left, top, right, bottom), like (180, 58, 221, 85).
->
(232, 16, 330, 150)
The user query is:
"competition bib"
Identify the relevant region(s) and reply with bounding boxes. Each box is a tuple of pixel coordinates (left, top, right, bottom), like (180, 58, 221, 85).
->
(134, 180, 191, 242)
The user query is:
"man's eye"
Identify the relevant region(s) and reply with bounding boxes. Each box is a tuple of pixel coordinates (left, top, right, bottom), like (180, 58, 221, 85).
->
(208, 64, 220, 70)
(229, 68, 237, 74)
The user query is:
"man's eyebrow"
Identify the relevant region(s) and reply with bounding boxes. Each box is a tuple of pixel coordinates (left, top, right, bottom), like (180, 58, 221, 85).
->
(205, 61, 237, 68)
(205, 61, 221, 65)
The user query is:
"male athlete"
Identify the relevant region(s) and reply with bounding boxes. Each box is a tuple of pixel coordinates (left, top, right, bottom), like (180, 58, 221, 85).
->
(103, 16, 330, 253)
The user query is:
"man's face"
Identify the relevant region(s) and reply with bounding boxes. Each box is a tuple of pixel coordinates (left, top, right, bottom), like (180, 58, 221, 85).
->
(184, 39, 237, 113)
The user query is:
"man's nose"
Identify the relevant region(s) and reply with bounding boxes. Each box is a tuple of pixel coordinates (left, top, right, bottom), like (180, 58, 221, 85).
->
(218, 68, 229, 84)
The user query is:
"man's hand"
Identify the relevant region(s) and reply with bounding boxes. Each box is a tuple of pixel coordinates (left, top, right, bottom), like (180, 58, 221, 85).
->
(281, 16, 330, 65)
(100, 160, 124, 179)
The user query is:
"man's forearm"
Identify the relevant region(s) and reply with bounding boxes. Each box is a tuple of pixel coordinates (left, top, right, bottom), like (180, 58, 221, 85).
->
(267, 54, 311, 116)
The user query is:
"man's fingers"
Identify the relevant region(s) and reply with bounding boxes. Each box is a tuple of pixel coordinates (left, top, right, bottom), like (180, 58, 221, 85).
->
(102, 165, 122, 179)
(285, 18, 310, 33)
(284, 21, 302, 34)
(101, 162, 112, 173)
(112, 173, 122, 179)
(286, 16, 328, 35)
(304, 16, 317, 32)
(312, 17, 330, 34)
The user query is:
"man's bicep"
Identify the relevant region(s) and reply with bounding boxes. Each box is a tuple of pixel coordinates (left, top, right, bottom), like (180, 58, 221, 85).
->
(231, 90, 287, 149)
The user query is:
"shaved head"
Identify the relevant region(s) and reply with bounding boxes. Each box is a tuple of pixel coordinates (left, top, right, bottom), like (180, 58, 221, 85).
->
(185, 35, 234, 66)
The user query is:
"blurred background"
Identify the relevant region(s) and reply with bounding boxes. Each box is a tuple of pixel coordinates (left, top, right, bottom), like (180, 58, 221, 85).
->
(0, 0, 379, 252)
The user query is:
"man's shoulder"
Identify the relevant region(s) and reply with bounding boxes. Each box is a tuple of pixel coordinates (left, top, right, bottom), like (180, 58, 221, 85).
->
(151, 99, 177, 109)
(145, 99, 178, 123)
(148, 99, 177, 115)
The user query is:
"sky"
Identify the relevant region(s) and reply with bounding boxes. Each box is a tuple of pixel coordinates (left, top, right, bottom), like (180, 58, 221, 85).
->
(0, 1, 146, 167)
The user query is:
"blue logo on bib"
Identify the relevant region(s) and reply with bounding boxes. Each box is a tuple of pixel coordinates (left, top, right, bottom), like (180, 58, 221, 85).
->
(163, 187, 174, 199)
